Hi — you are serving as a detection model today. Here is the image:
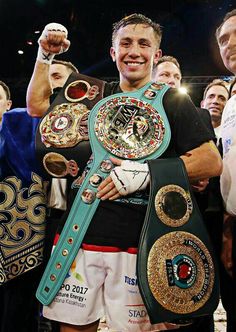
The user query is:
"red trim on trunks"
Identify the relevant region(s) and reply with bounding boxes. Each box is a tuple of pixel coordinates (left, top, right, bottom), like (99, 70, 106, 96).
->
(53, 233, 138, 253)
(82, 243, 138, 254)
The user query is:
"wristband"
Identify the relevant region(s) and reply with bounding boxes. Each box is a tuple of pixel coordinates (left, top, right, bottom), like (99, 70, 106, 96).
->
(37, 23, 69, 65)
(36, 47, 55, 65)
(110, 160, 150, 195)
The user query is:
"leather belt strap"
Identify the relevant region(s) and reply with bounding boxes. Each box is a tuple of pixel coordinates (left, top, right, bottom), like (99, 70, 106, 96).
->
(137, 158, 220, 324)
(36, 82, 171, 305)
(36, 72, 105, 180)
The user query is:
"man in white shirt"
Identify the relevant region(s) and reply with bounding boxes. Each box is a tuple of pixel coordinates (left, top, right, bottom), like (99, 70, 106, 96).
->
(216, 8, 236, 331)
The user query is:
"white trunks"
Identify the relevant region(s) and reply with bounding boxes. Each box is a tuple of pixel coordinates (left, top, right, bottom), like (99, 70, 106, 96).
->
(43, 246, 178, 331)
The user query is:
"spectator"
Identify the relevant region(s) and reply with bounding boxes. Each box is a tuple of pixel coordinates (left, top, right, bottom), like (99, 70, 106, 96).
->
(0, 80, 12, 125)
(216, 8, 236, 331)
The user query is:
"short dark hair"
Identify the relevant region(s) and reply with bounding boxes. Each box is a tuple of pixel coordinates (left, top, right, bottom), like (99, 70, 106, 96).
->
(52, 59, 79, 73)
(0, 80, 11, 100)
(112, 13, 162, 47)
(203, 79, 229, 100)
(215, 9, 236, 43)
(153, 55, 182, 77)
(229, 77, 236, 97)
(157, 55, 180, 69)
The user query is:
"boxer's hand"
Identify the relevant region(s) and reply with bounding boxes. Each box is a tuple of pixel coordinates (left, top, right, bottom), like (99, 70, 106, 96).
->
(96, 157, 122, 201)
(110, 160, 150, 196)
(37, 23, 70, 64)
(97, 175, 121, 201)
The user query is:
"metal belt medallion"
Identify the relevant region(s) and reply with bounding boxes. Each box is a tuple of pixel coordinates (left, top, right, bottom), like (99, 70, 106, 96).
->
(43, 152, 79, 178)
(39, 102, 89, 148)
(94, 96, 165, 159)
(147, 231, 214, 314)
(155, 185, 193, 227)
(65, 80, 100, 102)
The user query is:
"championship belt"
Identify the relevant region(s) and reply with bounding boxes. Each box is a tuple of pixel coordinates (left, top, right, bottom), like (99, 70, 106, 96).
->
(137, 158, 219, 324)
(36, 72, 105, 179)
(36, 82, 171, 305)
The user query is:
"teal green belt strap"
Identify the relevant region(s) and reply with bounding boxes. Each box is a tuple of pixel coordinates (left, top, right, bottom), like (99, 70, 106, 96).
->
(137, 158, 220, 324)
(36, 82, 171, 305)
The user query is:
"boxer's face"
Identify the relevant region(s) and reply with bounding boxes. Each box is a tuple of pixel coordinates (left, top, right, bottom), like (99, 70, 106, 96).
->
(110, 24, 161, 91)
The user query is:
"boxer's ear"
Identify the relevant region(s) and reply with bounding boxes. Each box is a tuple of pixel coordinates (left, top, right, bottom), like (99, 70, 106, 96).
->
(110, 47, 116, 62)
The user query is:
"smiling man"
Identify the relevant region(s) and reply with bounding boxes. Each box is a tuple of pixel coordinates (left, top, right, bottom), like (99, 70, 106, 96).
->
(27, 13, 222, 332)
(201, 79, 229, 141)
(110, 21, 161, 91)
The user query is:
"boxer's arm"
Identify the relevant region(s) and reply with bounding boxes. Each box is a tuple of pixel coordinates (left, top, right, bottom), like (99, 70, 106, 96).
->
(97, 141, 222, 200)
(180, 140, 222, 182)
(27, 23, 70, 117)
(27, 62, 52, 117)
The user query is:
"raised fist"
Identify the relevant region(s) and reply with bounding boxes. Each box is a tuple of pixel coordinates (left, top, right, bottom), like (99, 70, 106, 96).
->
(37, 23, 70, 64)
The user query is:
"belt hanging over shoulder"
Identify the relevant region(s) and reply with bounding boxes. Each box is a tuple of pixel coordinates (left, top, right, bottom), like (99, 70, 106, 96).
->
(36, 72, 106, 180)
(36, 81, 171, 305)
(137, 158, 220, 324)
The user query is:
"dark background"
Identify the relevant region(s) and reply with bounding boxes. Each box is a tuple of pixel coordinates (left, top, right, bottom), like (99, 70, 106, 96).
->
(0, 0, 234, 107)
